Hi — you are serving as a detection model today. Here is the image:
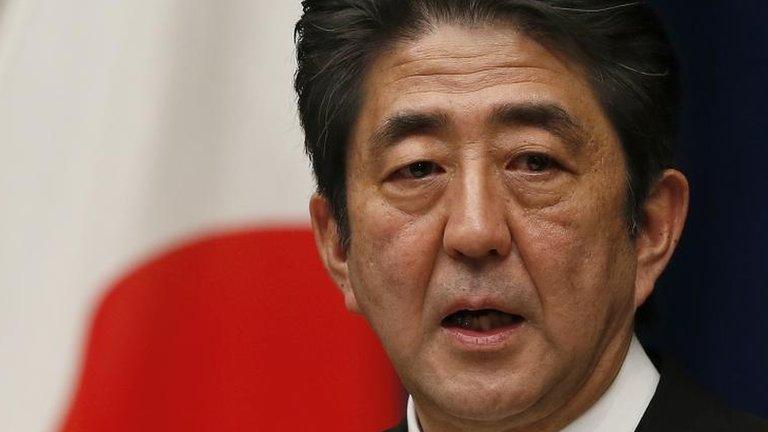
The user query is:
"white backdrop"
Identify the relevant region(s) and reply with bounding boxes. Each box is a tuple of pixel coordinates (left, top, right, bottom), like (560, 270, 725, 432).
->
(0, 1, 312, 430)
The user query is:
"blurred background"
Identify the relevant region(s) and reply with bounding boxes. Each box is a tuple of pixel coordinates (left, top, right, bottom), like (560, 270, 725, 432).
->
(0, 0, 765, 431)
(640, 0, 768, 422)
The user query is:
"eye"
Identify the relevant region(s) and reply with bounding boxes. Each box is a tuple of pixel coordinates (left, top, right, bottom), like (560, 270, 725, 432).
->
(507, 153, 559, 174)
(392, 160, 442, 180)
(524, 154, 553, 172)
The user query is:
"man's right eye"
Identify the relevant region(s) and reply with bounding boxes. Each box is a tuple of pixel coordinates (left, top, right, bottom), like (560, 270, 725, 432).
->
(392, 161, 441, 180)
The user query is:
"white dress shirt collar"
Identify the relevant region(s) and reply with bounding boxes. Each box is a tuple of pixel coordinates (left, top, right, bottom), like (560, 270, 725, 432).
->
(406, 335, 659, 432)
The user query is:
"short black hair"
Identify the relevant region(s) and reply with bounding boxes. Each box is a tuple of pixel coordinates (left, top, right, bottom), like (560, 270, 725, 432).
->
(294, 0, 679, 246)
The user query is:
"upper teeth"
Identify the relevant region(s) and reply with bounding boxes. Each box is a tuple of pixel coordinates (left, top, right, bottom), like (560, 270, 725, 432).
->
(454, 310, 518, 331)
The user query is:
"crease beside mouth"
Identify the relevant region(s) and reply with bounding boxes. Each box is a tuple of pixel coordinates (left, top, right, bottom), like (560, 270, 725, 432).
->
(442, 309, 524, 332)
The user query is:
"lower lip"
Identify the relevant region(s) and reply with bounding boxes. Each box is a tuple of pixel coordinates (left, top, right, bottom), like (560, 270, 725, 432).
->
(440, 322, 524, 350)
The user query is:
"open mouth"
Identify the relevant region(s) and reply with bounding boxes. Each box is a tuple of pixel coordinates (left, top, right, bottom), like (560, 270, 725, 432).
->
(441, 309, 524, 333)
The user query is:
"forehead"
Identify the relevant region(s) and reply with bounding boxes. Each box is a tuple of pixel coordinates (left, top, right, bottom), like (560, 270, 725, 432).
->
(351, 23, 614, 153)
(380, 24, 573, 93)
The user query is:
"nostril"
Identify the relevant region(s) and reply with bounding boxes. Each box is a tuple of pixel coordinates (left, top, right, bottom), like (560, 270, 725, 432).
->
(442, 213, 513, 259)
(449, 245, 506, 261)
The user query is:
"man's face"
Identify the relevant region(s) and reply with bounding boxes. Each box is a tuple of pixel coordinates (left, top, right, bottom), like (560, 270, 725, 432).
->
(335, 24, 642, 426)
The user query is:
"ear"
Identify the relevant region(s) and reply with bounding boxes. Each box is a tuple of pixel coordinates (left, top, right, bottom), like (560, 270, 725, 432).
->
(634, 169, 689, 307)
(309, 194, 360, 313)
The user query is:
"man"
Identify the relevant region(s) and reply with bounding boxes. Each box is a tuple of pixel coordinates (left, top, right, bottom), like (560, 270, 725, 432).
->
(294, 1, 768, 430)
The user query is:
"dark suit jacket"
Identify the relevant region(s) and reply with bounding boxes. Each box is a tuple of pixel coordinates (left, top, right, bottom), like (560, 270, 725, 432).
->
(385, 362, 768, 431)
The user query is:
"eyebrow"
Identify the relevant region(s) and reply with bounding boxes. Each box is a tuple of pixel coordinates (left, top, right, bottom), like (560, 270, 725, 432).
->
(489, 101, 589, 153)
(369, 110, 451, 155)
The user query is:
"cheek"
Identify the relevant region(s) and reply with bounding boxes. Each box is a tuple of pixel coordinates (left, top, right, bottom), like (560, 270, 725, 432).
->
(514, 180, 635, 349)
(345, 193, 442, 340)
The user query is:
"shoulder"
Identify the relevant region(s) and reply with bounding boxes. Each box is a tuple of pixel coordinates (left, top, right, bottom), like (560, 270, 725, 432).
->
(636, 359, 768, 432)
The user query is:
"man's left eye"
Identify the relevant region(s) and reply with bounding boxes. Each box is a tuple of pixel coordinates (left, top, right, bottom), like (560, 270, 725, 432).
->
(508, 153, 558, 173)
(524, 154, 553, 172)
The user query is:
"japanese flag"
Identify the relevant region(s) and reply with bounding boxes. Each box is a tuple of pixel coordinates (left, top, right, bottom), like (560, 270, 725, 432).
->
(0, 1, 402, 431)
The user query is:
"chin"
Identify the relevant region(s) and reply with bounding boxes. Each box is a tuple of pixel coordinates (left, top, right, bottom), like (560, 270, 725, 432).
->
(416, 370, 546, 423)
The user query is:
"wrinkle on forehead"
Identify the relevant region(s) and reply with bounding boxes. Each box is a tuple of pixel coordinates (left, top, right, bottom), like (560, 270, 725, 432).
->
(387, 25, 574, 75)
(393, 65, 556, 96)
(390, 47, 526, 70)
(393, 63, 548, 80)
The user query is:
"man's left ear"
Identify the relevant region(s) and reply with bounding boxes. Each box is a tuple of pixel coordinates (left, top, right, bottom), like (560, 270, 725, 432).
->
(634, 169, 689, 307)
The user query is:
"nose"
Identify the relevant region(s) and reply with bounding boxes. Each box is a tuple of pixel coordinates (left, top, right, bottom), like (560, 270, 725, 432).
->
(443, 169, 513, 260)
